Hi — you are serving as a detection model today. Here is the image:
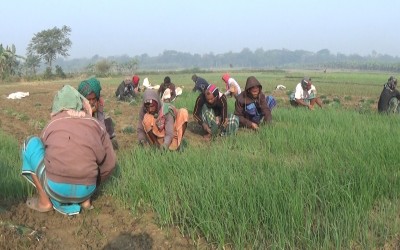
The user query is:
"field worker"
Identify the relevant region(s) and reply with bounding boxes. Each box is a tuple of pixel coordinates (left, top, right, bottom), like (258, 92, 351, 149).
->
(289, 77, 323, 110)
(191, 74, 210, 93)
(78, 77, 118, 149)
(132, 74, 140, 92)
(222, 73, 242, 98)
(378, 76, 400, 113)
(115, 76, 137, 101)
(234, 76, 272, 130)
(137, 89, 188, 150)
(193, 84, 239, 140)
(158, 76, 177, 102)
(21, 85, 116, 215)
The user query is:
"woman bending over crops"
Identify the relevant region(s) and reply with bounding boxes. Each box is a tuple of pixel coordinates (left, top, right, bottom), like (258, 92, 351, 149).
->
(289, 77, 323, 110)
(78, 77, 118, 149)
(21, 85, 116, 215)
(191, 74, 210, 93)
(115, 75, 140, 101)
(158, 76, 177, 102)
(221, 73, 242, 98)
(137, 89, 188, 150)
(378, 76, 400, 114)
(234, 76, 273, 130)
(193, 84, 239, 140)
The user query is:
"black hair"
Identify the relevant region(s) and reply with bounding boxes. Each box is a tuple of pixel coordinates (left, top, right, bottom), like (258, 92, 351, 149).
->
(164, 76, 171, 84)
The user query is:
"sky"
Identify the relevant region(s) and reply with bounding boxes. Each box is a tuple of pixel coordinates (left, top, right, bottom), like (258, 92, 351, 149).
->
(1, 0, 400, 59)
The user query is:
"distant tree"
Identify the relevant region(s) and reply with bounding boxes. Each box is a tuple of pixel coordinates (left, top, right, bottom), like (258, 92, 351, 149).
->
(316, 49, 331, 56)
(44, 67, 53, 79)
(129, 59, 139, 70)
(55, 65, 66, 78)
(95, 59, 111, 76)
(27, 25, 72, 73)
(24, 54, 41, 75)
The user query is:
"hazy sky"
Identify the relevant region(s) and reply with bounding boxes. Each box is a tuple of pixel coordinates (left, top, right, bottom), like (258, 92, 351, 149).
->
(2, 0, 399, 59)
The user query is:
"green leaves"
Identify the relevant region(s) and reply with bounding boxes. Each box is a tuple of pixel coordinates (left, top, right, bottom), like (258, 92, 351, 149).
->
(0, 44, 22, 80)
(27, 25, 72, 70)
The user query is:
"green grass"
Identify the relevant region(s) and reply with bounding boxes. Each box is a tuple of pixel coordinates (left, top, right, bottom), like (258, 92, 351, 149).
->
(104, 107, 400, 248)
(0, 131, 33, 201)
(1, 70, 400, 248)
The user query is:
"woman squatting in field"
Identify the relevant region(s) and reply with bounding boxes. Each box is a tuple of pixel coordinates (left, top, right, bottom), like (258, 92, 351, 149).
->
(78, 77, 118, 149)
(377, 76, 400, 114)
(137, 89, 188, 150)
(21, 85, 116, 215)
(234, 76, 273, 130)
(221, 73, 242, 98)
(289, 77, 323, 110)
(193, 84, 239, 140)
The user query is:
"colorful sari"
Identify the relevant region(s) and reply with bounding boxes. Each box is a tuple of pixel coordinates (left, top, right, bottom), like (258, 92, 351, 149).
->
(142, 103, 188, 150)
(21, 136, 96, 215)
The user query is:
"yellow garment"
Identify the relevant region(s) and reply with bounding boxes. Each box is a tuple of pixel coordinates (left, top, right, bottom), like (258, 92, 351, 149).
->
(142, 108, 188, 150)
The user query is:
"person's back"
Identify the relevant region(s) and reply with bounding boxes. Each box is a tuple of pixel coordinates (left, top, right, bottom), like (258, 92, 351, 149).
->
(192, 74, 210, 93)
(378, 76, 400, 113)
(222, 73, 242, 97)
(21, 85, 116, 215)
(115, 77, 135, 101)
(42, 111, 115, 185)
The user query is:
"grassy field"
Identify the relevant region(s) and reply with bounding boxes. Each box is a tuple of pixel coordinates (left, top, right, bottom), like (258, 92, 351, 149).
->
(1, 70, 399, 248)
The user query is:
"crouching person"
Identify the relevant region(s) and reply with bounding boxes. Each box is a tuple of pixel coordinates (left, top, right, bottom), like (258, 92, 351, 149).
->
(21, 85, 116, 215)
(234, 76, 272, 130)
(378, 76, 400, 114)
(115, 77, 137, 102)
(289, 77, 323, 110)
(193, 84, 239, 140)
(78, 77, 118, 149)
(137, 89, 188, 150)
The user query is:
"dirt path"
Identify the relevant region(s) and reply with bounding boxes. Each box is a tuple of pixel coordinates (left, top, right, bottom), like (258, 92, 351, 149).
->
(0, 195, 202, 249)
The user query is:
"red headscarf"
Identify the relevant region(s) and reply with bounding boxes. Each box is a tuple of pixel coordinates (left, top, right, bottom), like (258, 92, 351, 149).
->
(222, 73, 230, 90)
(132, 75, 140, 87)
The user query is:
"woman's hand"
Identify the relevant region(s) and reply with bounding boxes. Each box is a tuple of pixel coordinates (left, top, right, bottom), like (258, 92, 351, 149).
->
(202, 123, 212, 134)
(82, 99, 93, 116)
(251, 122, 259, 130)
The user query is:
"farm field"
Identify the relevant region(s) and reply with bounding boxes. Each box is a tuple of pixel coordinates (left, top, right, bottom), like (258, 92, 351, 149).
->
(1, 70, 400, 249)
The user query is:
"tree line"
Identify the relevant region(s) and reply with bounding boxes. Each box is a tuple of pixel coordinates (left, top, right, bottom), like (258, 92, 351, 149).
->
(2, 25, 400, 82)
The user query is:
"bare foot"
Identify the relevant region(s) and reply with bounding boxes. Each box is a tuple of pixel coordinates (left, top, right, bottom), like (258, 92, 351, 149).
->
(81, 199, 94, 210)
(203, 133, 212, 141)
(26, 197, 53, 212)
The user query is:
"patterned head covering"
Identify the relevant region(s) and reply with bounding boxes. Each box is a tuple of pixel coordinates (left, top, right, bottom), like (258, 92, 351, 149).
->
(52, 85, 86, 115)
(206, 84, 219, 97)
(78, 77, 102, 99)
